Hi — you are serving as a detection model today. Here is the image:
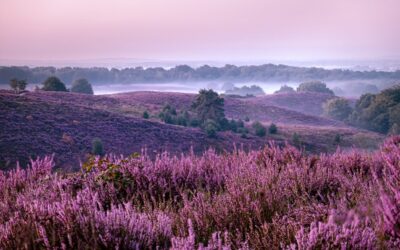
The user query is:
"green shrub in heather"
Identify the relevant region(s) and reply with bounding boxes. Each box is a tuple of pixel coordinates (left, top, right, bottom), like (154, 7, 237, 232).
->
(252, 121, 266, 137)
(142, 111, 150, 119)
(269, 123, 278, 134)
(91, 138, 104, 156)
(204, 119, 218, 138)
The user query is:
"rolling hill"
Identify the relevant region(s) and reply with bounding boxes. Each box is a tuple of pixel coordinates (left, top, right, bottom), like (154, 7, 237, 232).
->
(0, 90, 384, 170)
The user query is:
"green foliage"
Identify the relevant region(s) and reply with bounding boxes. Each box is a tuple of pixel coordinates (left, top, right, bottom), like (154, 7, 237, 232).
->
(323, 98, 353, 121)
(91, 138, 105, 156)
(42, 77, 68, 92)
(70, 78, 94, 94)
(159, 105, 190, 126)
(252, 121, 267, 137)
(9, 78, 27, 93)
(225, 85, 265, 96)
(192, 89, 225, 125)
(274, 85, 295, 94)
(142, 111, 149, 119)
(297, 81, 334, 95)
(204, 119, 218, 138)
(351, 85, 400, 134)
(269, 123, 278, 134)
(159, 104, 178, 124)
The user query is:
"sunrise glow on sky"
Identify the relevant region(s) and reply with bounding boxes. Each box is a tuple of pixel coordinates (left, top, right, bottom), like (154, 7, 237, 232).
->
(0, 0, 399, 63)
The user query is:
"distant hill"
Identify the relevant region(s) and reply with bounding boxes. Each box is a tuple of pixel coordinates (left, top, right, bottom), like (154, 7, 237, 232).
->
(1, 64, 400, 84)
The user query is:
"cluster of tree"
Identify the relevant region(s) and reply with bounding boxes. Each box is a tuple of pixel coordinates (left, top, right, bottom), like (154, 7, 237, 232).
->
(350, 85, 400, 134)
(9, 78, 27, 93)
(9, 76, 94, 94)
(323, 98, 353, 121)
(322, 85, 400, 135)
(159, 105, 194, 127)
(274, 81, 334, 95)
(2, 64, 399, 84)
(296, 81, 334, 95)
(224, 85, 265, 97)
(274, 85, 295, 94)
(157, 89, 280, 138)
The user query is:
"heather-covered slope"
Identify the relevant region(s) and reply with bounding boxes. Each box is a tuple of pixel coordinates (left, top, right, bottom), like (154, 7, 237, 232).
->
(0, 91, 270, 170)
(248, 92, 334, 116)
(0, 90, 384, 169)
(110, 91, 344, 126)
(1, 137, 399, 249)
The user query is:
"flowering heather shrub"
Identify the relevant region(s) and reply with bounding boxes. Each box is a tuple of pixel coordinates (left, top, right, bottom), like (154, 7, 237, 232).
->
(291, 210, 377, 249)
(1, 136, 400, 249)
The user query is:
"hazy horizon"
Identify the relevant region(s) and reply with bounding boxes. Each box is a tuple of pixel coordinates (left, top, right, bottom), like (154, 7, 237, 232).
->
(1, 0, 400, 64)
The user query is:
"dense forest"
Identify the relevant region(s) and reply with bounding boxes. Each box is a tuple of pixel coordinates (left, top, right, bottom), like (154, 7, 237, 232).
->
(1, 64, 400, 84)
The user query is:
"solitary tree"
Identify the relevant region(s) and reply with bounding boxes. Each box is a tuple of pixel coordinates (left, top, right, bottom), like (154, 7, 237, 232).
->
(42, 77, 68, 92)
(192, 89, 225, 125)
(9, 78, 27, 93)
(70, 78, 94, 94)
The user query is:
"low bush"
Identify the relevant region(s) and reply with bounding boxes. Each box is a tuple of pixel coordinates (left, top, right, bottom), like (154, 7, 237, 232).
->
(252, 121, 267, 137)
(269, 123, 278, 134)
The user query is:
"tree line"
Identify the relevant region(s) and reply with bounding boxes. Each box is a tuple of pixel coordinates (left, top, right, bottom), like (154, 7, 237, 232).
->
(9, 76, 94, 94)
(1, 64, 400, 84)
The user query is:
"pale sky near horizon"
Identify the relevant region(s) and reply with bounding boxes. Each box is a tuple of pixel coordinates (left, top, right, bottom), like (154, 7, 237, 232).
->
(0, 0, 399, 62)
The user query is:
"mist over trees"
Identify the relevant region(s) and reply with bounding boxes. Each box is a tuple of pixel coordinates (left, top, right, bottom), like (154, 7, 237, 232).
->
(225, 85, 265, 96)
(297, 81, 334, 95)
(70, 78, 94, 94)
(274, 85, 295, 94)
(1, 64, 400, 85)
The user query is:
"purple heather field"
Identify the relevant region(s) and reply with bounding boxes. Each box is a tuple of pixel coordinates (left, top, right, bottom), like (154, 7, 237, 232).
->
(2, 0, 400, 248)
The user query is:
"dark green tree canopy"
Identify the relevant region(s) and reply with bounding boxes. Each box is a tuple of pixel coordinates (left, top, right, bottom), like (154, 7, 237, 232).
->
(42, 77, 68, 92)
(297, 81, 334, 95)
(351, 85, 400, 133)
(70, 78, 94, 94)
(323, 98, 353, 121)
(192, 89, 225, 124)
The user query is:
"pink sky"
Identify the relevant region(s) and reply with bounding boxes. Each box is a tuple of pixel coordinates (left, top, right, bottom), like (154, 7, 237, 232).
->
(0, 0, 399, 62)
